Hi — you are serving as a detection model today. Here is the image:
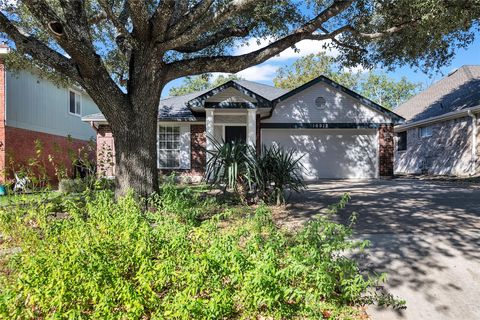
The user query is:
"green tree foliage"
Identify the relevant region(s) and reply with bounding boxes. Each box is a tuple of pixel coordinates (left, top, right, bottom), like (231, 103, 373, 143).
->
(274, 53, 422, 109)
(169, 73, 243, 97)
(0, 0, 478, 194)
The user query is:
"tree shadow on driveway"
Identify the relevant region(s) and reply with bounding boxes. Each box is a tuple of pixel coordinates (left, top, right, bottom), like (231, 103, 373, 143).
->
(284, 179, 480, 320)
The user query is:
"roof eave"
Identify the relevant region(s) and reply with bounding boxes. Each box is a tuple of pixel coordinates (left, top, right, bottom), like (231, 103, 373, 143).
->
(186, 80, 274, 109)
(395, 105, 480, 131)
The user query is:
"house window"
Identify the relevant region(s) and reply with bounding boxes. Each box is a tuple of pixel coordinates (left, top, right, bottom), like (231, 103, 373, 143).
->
(158, 125, 181, 168)
(418, 126, 433, 138)
(69, 90, 82, 116)
(397, 131, 407, 151)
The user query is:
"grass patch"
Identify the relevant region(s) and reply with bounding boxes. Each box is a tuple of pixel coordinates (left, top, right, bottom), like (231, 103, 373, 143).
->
(0, 184, 404, 319)
(0, 191, 60, 207)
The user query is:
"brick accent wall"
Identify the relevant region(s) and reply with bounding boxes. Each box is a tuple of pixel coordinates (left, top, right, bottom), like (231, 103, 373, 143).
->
(190, 124, 206, 175)
(379, 124, 394, 177)
(4, 126, 94, 183)
(96, 125, 116, 177)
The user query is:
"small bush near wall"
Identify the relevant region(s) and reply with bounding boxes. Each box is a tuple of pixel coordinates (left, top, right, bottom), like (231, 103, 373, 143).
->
(207, 141, 306, 205)
(0, 186, 405, 319)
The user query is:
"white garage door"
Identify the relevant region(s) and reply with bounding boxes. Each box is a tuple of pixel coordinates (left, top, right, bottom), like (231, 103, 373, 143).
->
(261, 129, 378, 180)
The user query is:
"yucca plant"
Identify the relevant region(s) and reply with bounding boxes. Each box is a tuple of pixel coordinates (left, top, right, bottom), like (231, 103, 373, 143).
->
(247, 145, 305, 205)
(206, 137, 251, 197)
(207, 138, 305, 205)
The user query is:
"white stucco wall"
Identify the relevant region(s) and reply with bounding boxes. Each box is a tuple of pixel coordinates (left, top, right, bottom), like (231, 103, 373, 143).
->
(263, 81, 389, 124)
(6, 69, 100, 140)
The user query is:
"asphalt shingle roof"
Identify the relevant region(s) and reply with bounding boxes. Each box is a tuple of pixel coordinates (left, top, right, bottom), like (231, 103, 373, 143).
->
(395, 65, 480, 122)
(82, 80, 287, 122)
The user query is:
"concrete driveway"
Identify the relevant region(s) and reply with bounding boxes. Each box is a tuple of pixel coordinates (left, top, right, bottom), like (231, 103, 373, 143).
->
(286, 178, 480, 320)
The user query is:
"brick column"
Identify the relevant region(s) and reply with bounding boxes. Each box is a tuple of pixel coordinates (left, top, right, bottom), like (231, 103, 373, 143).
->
(190, 124, 206, 175)
(378, 124, 394, 177)
(96, 125, 116, 177)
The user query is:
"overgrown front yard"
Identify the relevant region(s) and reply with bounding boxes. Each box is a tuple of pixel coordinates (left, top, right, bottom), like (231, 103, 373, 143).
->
(0, 183, 404, 319)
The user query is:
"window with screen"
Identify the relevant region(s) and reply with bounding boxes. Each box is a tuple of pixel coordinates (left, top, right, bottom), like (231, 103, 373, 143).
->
(397, 131, 407, 151)
(418, 126, 433, 138)
(69, 90, 81, 116)
(158, 125, 180, 168)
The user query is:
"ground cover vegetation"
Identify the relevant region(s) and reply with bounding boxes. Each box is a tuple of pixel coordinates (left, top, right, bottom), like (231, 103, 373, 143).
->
(0, 182, 405, 319)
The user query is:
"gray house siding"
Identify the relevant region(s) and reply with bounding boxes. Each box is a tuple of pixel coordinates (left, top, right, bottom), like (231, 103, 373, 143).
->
(395, 117, 476, 176)
(263, 81, 390, 124)
(6, 69, 99, 141)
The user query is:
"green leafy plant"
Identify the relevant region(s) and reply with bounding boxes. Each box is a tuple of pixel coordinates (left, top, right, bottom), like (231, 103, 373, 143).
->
(206, 139, 306, 205)
(247, 145, 305, 205)
(0, 190, 405, 319)
(206, 138, 250, 197)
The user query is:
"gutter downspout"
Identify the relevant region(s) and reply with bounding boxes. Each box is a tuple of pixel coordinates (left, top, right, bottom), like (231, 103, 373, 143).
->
(468, 110, 477, 176)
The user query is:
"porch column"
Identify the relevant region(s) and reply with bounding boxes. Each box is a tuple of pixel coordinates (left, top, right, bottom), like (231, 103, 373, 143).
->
(205, 109, 215, 162)
(246, 109, 257, 148)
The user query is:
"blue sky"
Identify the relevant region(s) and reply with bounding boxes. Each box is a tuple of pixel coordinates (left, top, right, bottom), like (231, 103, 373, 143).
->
(162, 31, 480, 97)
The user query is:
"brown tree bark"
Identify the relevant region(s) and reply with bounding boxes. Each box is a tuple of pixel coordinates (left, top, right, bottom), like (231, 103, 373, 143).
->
(111, 108, 159, 198)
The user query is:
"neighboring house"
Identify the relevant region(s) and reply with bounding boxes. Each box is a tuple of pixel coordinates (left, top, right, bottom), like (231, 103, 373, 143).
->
(0, 45, 100, 182)
(394, 65, 480, 176)
(83, 76, 403, 181)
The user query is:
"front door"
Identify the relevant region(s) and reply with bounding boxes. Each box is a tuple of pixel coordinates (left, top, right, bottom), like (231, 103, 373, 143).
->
(225, 126, 247, 144)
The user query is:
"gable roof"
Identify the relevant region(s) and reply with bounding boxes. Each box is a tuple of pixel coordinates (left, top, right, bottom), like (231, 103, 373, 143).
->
(395, 65, 480, 122)
(186, 80, 287, 109)
(83, 76, 403, 123)
(271, 75, 404, 123)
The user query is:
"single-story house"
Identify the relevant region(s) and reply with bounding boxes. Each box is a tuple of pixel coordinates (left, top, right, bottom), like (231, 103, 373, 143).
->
(0, 45, 99, 183)
(394, 65, 480, 176)
(83, 76, 404, 181)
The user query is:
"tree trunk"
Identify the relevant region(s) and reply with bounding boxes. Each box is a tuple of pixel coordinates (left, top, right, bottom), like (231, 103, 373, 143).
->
(112, 108, 159, 198)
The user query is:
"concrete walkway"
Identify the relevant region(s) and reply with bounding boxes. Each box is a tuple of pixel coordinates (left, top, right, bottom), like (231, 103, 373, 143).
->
(286, 179, 480, 320)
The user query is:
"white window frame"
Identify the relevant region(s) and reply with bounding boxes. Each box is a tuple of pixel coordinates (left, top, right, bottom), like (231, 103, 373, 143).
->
(68, 89, 82, 116)
(418, 126, 433, 138)
(157, 124, 181, 169)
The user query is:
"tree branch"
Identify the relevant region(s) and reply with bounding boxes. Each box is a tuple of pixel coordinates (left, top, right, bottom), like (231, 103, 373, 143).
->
(126, 0, 150, 38)
(97, 0, 135, 53)
(21, 0, 129, 117)
(159, 0, 258, 51)
(166, 0, 353, 79)
(0, 11, 82, 83)
(151, 0, 176, 42)
(350, 19, 421, 39)
(173, 26, 251, 53)
(166, 0, 215, 38)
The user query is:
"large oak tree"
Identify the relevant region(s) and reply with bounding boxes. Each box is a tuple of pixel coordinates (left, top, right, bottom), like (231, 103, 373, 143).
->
(0, 0, 478, 196)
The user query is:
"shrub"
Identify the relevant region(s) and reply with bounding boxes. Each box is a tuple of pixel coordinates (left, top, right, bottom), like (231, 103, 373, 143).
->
(0, 191, 404, 319)
(207, 140, 306, 204)
(247, 145, 305, 205)
(206, 139, 250, 196)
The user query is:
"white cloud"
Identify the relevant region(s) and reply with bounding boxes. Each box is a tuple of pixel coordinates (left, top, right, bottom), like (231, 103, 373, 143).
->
(235, 64, 278, 82)
(234, 37, 339, 62)
(343, 65, 368, 74)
